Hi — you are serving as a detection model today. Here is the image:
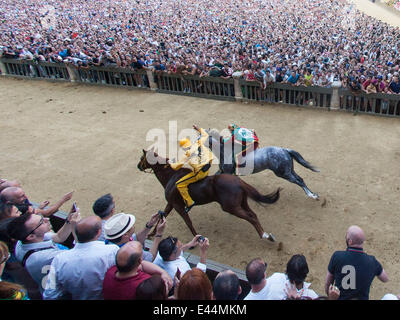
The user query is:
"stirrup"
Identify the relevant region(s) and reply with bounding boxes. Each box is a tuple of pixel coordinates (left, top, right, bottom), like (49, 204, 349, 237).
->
(184, 202, 196, 214)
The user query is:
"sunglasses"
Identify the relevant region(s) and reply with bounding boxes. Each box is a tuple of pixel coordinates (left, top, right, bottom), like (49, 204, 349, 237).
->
(168, 237, 178, 254)
(25, 215, 45, 239)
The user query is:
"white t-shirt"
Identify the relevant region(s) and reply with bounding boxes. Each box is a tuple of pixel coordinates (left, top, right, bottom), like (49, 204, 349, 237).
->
(244, 281, 270, 300)
(265, 272, 319, 300)
(153, 252, 206, 285)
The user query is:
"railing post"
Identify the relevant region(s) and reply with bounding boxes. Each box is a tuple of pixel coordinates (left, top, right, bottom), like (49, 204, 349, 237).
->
(146, 69, 157, 91)
(65, 63, 79, 82)
(233, 75, 243, 101)
(330, 81, 342, 110)
(0, 59, 8, 75)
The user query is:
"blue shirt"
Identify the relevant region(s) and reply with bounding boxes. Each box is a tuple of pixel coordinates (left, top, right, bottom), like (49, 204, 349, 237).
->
(287, 74, 299, 84)
(43, 241, 119, 300)
(389, 81, 400, 93)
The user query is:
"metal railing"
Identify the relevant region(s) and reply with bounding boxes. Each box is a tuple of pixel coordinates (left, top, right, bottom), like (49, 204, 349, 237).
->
(155, 72, 235, 101)
(240, 80, 333, 108)
(75, 65, 149, 88)
(339, 88, 400, 116)
(49, 208, 251, 299)
(1, 58, 70, 80)
(1, 58, 399, 117)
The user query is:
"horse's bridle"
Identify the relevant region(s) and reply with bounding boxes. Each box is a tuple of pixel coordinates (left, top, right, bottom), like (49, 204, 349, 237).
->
(138, 156, 153, 174)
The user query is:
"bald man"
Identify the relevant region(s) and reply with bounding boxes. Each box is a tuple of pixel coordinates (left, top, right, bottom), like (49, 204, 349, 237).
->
(325, 225, 388, 300)
(0, 179, 21, 192)
(244, 258, 269, 300)
(0, 186, 73, 217)
(213, 270, 242, 300)
(43, 216, 120, 300)
(102, 241, 172, 300)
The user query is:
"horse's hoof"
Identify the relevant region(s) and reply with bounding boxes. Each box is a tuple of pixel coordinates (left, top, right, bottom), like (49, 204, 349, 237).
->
(308, 193, 319, 200)
(262, 232, 276, 242)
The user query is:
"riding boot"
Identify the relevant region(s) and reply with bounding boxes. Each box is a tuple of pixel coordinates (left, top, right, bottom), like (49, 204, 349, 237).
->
(184, 202, 196, 214)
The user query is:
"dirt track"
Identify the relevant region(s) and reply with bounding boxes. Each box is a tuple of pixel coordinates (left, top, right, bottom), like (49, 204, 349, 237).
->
(0, 77, 399, 299)
(352, 0, 400, 27)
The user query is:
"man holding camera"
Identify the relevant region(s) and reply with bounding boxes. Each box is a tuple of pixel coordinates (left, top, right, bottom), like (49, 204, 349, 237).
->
(153, 234, 210, 283)
(103, 211, 165, 262)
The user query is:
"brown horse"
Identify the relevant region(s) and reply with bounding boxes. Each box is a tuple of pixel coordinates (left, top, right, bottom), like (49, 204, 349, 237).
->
(137, 149, 281, 241)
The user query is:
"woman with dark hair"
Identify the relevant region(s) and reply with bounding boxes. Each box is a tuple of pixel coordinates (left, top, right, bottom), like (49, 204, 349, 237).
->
(264, 254, 319, 300)
(0, 202, 20, 221)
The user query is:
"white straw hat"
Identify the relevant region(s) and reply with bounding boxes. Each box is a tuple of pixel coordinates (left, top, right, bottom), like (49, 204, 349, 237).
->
(104, 213, 136, 240)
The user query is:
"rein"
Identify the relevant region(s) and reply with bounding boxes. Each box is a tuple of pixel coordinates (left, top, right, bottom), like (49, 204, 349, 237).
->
(142, 168, 154, 174)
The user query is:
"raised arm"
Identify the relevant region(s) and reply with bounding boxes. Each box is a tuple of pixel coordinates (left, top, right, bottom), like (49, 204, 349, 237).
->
(35, 191, 74, 217)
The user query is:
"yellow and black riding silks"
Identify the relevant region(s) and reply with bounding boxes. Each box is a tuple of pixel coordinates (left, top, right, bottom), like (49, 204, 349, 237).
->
(169, 127, 214, 213)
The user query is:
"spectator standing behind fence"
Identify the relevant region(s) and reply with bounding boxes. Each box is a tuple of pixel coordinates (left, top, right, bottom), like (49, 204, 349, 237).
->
(389, 76, 400, 94)
(2, 0, 400, 88)
(325, 225, 389, 300)
(102, 241, 173, 300)
(43, 216, 119, 300)
(244, 258, 269, 300)
(7, 209, 80, 294)
(212, 270, 242, 300)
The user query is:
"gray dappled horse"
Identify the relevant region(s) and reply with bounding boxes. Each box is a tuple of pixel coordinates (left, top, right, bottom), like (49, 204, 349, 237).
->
(206, 129, 320, 199)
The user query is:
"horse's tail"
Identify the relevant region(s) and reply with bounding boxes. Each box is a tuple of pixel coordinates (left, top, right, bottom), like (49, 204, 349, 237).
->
(240, 180, 281, 204)
(287, 149, 320, 172)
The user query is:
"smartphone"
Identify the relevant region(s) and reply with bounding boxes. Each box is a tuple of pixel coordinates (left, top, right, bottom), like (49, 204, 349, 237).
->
(175, 268, 181, 280)
(72, 202, 78, 213)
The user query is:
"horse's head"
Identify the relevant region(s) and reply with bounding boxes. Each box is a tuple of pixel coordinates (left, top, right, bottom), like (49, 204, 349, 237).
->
(138, 148, 169, 173)
(137, 149, 151, 172)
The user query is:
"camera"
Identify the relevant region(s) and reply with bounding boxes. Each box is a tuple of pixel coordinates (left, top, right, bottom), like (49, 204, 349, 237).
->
(158, 210, 165, 218)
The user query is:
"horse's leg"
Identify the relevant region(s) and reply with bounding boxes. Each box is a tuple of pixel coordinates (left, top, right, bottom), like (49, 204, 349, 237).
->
(279, 169, 319, 200)
(174, 205, 198, 237)
(222, 201, 275, 241)
(148, 203, 174, 237)
(240, 197, 276, 241)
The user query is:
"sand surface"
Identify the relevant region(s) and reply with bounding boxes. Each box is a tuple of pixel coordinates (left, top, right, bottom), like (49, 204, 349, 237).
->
(0, 77, 399, 299)
(352, 0, 400, 27)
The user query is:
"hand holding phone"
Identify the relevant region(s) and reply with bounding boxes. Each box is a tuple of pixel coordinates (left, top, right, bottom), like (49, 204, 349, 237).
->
(175, 268, 181, 280)
(71, 202, 78, 213)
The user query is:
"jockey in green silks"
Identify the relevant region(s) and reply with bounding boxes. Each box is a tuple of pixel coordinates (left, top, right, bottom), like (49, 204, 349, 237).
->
(223, 124, 259, 175)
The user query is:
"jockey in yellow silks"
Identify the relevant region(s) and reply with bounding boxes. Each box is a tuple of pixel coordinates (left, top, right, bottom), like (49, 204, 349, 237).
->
(168, 124, 214, 214)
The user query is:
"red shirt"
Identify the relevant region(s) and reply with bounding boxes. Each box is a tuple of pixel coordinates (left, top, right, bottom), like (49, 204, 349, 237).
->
(102, 266, 152, 300)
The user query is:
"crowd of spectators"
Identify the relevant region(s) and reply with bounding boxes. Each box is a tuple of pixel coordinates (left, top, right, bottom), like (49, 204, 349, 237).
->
(0, 0, 400, 93)
(0, 176, 399, 300)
